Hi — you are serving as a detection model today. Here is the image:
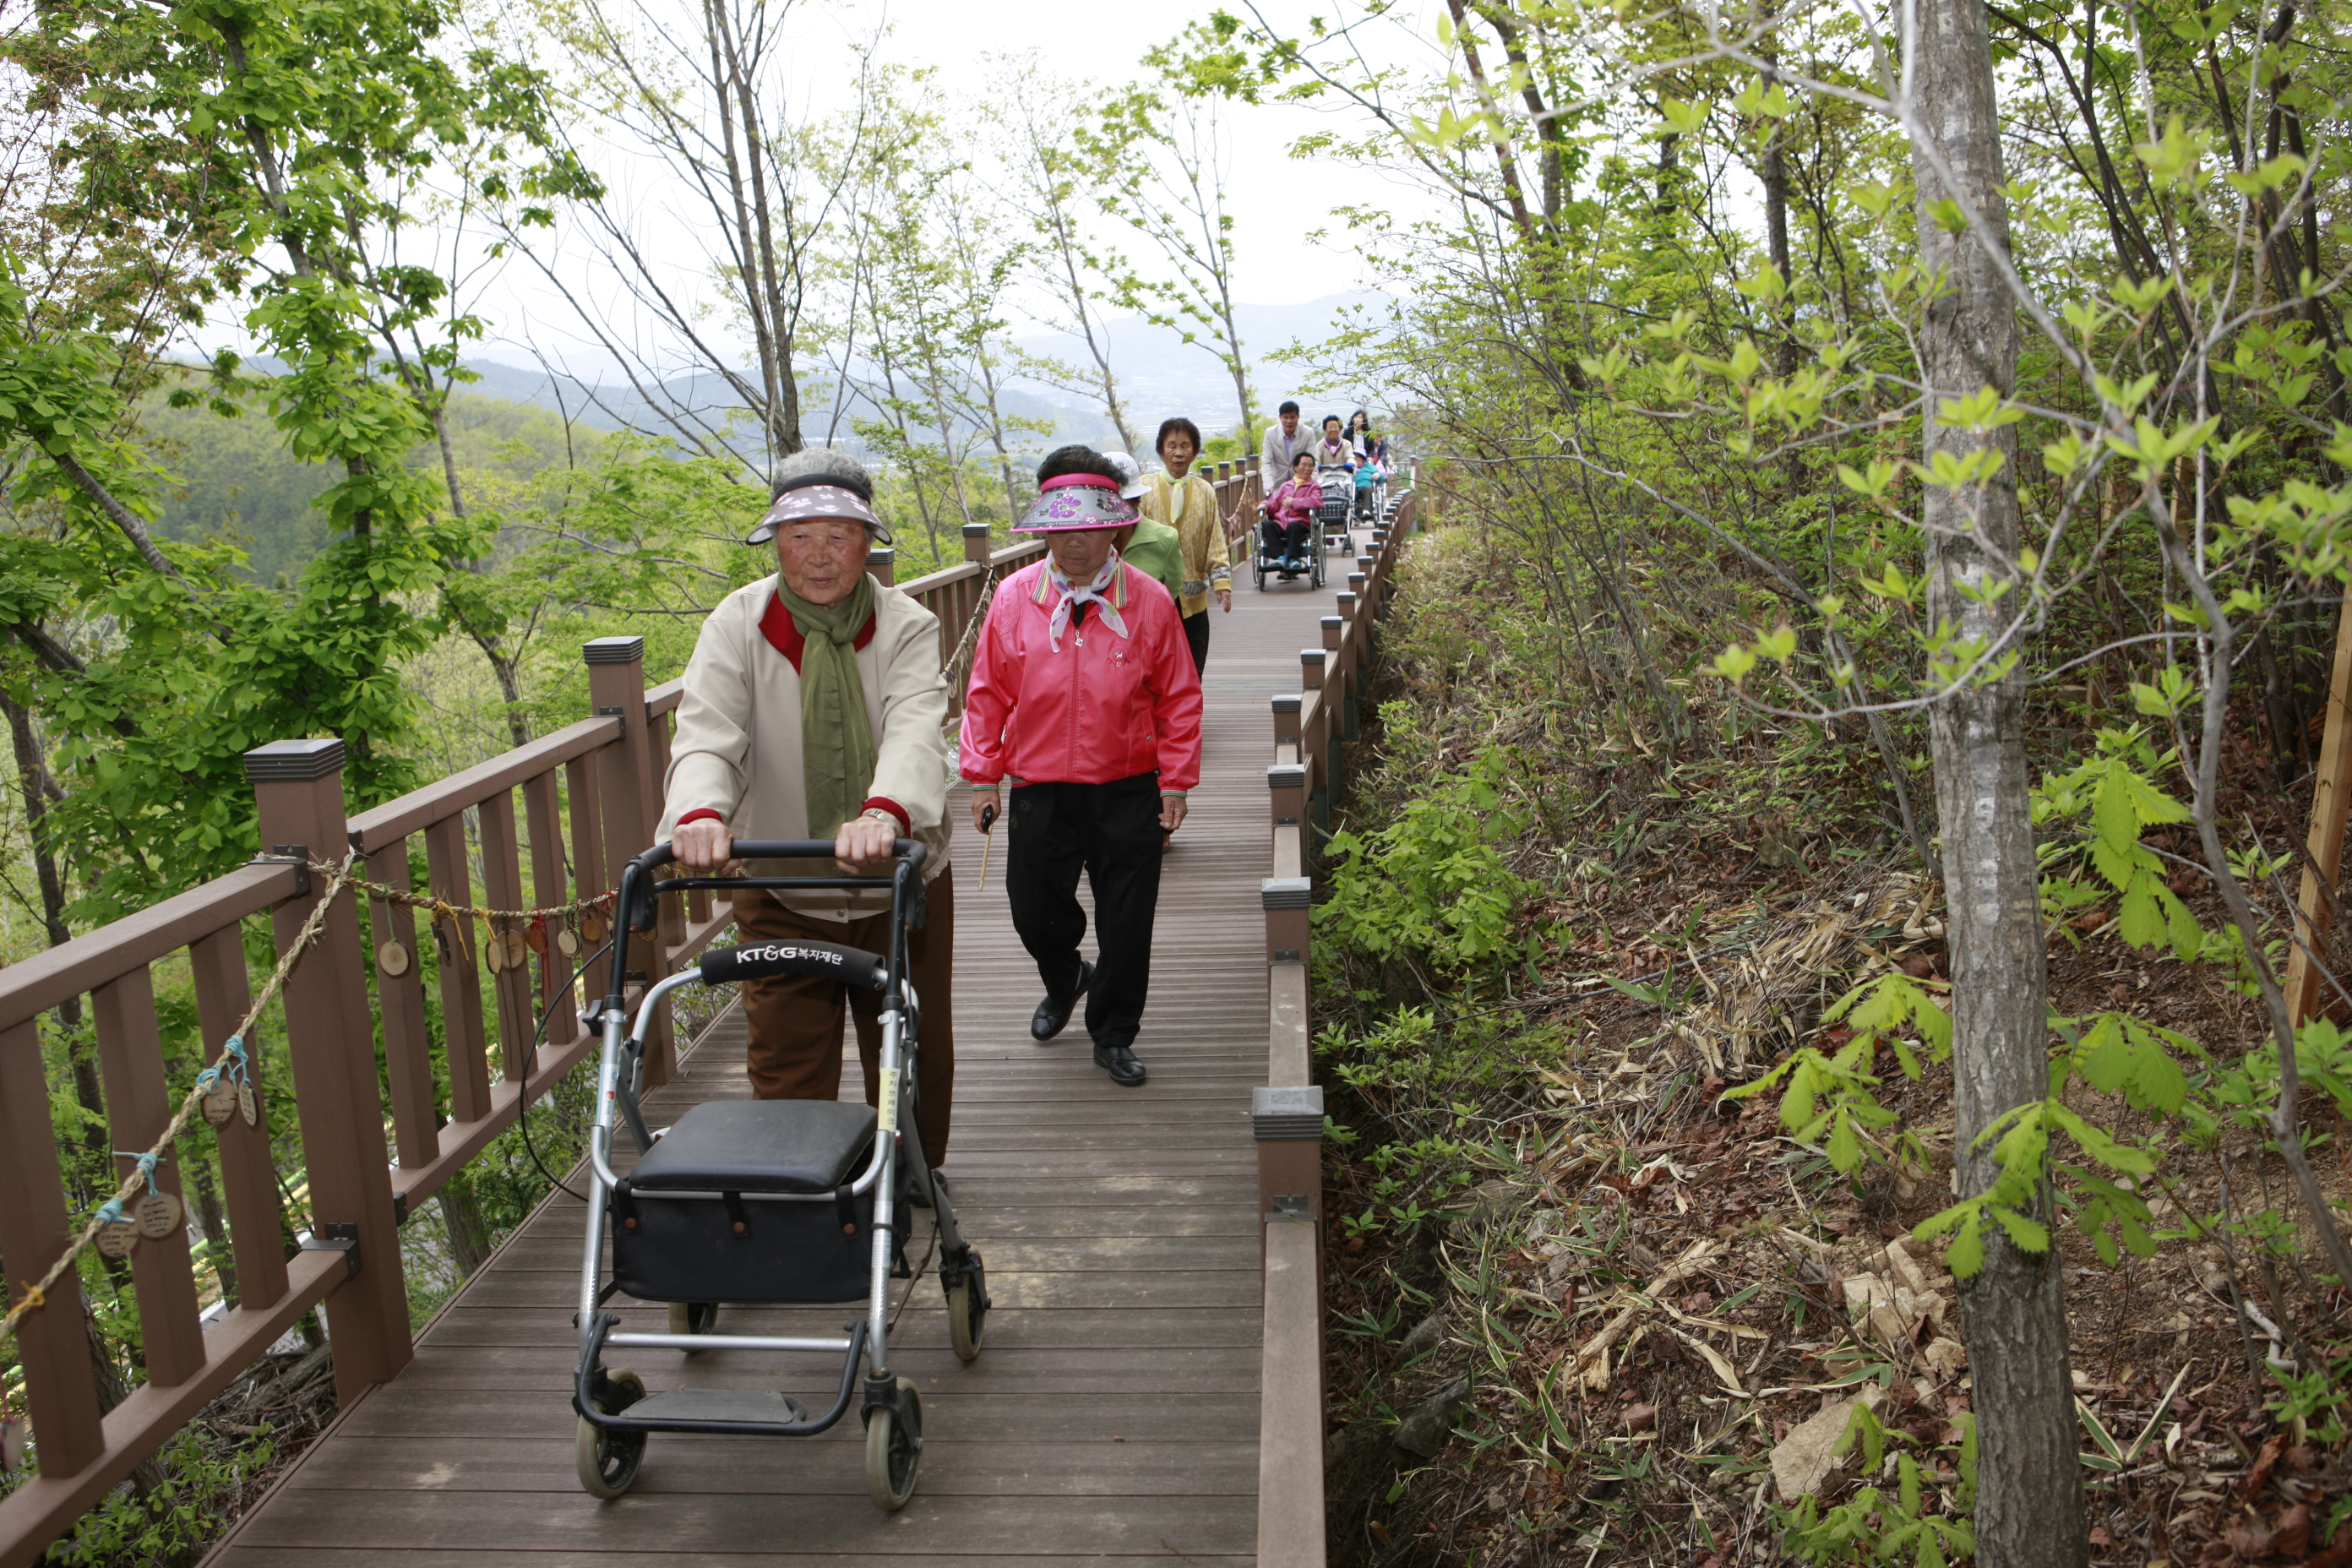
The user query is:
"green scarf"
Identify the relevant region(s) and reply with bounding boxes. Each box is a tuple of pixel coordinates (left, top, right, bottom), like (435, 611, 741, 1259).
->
(777, 573, 879, 839)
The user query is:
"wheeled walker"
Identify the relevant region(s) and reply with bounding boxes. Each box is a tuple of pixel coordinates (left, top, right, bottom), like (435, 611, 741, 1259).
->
(572, 838, 988, 1511)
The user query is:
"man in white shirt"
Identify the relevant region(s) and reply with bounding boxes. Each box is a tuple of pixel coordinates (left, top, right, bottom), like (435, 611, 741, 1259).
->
(1260, 400, 1313, 490)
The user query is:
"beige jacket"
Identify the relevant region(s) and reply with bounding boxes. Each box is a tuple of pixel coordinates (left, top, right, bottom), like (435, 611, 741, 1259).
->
(1137, 471, 1233, 617)
(662, 574, 950, 920)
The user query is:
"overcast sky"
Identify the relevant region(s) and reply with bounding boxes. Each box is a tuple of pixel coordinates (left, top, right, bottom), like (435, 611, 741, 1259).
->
(419, 0, 1451, 383)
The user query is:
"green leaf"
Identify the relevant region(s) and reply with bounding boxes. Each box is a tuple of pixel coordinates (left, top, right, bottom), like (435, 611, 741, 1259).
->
(2077, 1014, 2130, 1095)
(1994, 1206, 2051, 1253)
(2117, 874, 2168, 948)
(1827, 1108, 1862, 1173)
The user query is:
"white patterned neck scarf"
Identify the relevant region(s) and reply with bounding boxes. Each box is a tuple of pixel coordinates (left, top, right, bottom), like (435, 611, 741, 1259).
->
(1041, 552, 1129, 651)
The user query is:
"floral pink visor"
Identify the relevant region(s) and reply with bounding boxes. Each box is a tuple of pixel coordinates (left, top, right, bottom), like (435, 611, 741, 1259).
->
(1014, 473, 1139, 532)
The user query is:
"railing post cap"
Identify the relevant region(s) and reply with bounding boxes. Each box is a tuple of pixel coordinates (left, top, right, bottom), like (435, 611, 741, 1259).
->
(584, 635, 646, 665)
(1301, 648, 1326, 665)
(1261, 876, 1313, 909)
(1271, 694, 1302, 713)
(866, 547, 895, 564)
(1267, 764, 1307, 787)
(961, 522, 992, 538)
(1337, 592, 1358, 609)
(1320, 615, 1343, 630)
(243, 738, 346, 781)
(1252, 1084, 1326, 1140)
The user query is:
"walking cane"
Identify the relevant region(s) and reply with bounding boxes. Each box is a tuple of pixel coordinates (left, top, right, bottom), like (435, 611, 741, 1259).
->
(977, 802, 998, 891)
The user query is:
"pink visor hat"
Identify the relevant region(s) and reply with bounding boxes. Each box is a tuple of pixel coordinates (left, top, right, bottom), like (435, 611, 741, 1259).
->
(1013, 473, 1140, 532)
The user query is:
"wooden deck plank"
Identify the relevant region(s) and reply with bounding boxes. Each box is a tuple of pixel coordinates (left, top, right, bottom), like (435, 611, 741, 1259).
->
(217, 1560, 1252, 1568)
(226, 1491, 1257, 1555)
(280, 1437, 1261, 1494)
(204, 568, 1353, 1567)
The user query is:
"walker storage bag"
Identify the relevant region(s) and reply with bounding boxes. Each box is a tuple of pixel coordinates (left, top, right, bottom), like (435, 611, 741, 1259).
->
(609, 1100, 878, 1304)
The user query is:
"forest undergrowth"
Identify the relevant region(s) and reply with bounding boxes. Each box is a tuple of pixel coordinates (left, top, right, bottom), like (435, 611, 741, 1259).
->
(1315, 522, 2352, 1567)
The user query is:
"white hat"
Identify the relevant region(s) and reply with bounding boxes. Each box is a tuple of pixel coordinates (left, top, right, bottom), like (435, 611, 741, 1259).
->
(1102, 451, 1149, 502)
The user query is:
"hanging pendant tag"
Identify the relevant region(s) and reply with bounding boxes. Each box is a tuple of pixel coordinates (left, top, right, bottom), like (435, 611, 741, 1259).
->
(136, 1190, 183, 1239)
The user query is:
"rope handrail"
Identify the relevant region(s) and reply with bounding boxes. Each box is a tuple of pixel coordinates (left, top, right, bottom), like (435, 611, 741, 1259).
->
(3, 848, 364, 1350)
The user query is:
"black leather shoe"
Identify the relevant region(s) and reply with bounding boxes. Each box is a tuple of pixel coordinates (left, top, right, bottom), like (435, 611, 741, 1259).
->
(1031, 961, 1092, 1042)
(1093, 1043, 1147, 1086)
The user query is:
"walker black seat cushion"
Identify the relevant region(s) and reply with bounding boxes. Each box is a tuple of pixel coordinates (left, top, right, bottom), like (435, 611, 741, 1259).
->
(629, 1101, 876, 1193)
(611, 1100, 879, 1304)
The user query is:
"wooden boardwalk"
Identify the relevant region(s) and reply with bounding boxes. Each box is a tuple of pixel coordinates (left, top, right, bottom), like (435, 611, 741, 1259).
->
(206, 562, 1347, 1566)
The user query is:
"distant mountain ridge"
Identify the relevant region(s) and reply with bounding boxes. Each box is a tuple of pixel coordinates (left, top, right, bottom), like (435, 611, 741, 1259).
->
(463, 288, 1400, 450)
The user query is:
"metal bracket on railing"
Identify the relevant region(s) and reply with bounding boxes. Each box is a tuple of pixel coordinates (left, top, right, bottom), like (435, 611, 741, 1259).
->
(1266, 1194, 1315, 1225)
(251, 846, 311, 897)
(596, 704, 627, 736)
(301, 1222, 361, 1279)
(390, 1191, 410, 1227)
(1271, 950, 1301, 964)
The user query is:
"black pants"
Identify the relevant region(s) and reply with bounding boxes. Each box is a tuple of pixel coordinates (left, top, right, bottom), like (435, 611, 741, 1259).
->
(1261, 518, 1310, 559)
(1006, 774, 1165, 1053)
(1182, 610, 1209, 674)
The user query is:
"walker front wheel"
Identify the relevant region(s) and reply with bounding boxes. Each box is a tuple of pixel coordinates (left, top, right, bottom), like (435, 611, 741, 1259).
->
(945, 1255, 989, 1363)
(864, 1378, 924, 1511)
(667, 1301, 718, 1342)
(575, 1369, 646, 1500)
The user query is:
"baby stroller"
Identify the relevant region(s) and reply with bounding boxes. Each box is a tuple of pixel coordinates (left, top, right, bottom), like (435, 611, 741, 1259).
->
(1317, 465, 1358, 559)
(572, 838, 987, 1512)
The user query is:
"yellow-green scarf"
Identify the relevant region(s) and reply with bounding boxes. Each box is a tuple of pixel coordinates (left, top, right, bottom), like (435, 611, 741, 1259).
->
(776, 574, 878, 838)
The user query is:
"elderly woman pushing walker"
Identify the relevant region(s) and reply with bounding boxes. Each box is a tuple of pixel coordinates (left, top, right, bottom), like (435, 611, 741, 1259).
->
(961, 446, 1204, 1087)
(662, 447, 957, 1172)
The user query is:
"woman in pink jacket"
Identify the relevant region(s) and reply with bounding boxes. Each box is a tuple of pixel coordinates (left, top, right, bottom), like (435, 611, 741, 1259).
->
(961, 446, 1204, 1087)
(1260, 449, 1323, 579)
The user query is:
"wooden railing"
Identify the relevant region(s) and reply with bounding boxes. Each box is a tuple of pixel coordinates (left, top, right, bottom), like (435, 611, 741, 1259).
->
(0, 525, 1039, 1568)
(1254, 479, 1418, 1566)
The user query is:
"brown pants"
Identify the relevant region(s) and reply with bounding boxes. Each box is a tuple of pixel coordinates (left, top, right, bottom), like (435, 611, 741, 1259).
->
(730, 874, 955, 1169)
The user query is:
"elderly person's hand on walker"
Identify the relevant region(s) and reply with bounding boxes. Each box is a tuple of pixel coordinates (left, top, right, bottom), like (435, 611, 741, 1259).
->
(660, 447, 961, 1176)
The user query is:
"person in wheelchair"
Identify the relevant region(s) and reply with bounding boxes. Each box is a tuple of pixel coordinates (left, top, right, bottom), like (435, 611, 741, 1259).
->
(1261, 449, 1321, 578)
(663, 446, 956, 1176)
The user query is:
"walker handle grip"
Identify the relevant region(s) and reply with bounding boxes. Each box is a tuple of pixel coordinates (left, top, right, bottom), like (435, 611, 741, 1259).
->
(699, 939, 887, 992)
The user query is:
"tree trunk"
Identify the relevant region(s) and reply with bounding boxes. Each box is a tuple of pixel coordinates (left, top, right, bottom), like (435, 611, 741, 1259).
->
(1908, 1, 2087, 1562)
(436, 1182, 495, 1278)
(188, 1144, 239, 1309)
(3, 694, 113, 1190)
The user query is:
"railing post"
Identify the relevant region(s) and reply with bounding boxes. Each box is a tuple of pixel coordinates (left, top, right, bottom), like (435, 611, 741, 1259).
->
(1261, 876, 1311, 983)
(962, 521, 993, 565)
(244, 738, 413, 1405)
(1268, 765, 1307, 837)
(1255, 1086, 1324, 1230)
(90, 970, 204, 1388)
(1271, 694, 1301, 757)
(866, 547, 896, 587)
(585, 636, 672, 1085)
(1303, 651, 1330, 836)
(1335, 596, 1361, 742)
(0, 1021, 106, 1478)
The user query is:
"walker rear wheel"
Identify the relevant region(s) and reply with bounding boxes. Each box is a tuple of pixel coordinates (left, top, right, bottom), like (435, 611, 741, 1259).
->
(864, 1377, 923, 1511)
(667, 1301, 717, 1342)
(945, 1257, 988, 1363)
(575, 1369, 646, 1500)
